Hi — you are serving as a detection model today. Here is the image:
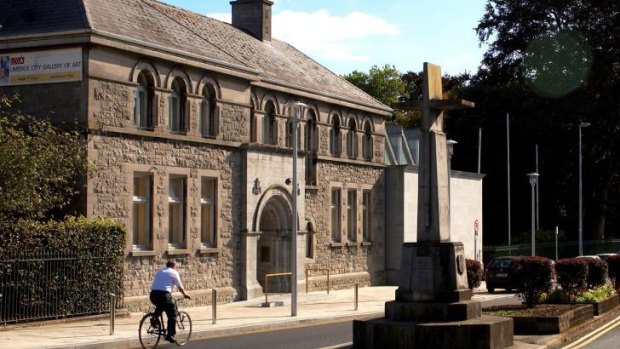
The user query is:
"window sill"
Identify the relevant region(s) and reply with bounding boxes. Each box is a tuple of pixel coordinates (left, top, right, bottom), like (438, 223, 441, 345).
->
(346, 241, 359, 247)
(361, 241, 373, 246)
(199, 247, 221, 254)
(167, 248, 190, 255)
(329, 242, 344, 248)
(130, 250, 157, 257)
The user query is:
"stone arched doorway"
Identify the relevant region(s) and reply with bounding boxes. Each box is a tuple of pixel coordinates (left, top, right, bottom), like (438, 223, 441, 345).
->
(257, 194, 292, 293)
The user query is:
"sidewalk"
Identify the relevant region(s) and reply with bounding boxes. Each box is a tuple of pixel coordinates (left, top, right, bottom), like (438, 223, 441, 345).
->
(0, 284, 569, 349)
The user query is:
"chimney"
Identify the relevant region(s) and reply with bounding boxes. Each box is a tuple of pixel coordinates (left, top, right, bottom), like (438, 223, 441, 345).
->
(230, 0, 273, 42)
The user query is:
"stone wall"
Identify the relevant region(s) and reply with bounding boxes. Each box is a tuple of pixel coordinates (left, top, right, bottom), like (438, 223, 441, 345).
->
(88, 133, 243, 301)
(305, 161, 386, 287)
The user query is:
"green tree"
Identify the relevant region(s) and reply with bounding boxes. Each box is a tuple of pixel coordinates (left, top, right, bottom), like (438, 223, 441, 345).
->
(447, 0, 620, 242)
(344, 64, 406, 106)
(344, 65, 468, 128)
(343, 64, 410, 124)
(0, 94, 88, 222)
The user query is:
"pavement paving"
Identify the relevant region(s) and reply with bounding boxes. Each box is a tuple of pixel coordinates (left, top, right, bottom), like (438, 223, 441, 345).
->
(0, 282, 608, 349)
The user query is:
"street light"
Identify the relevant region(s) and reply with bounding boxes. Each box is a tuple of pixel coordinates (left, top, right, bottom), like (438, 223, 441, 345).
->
(289, 101, 306, 317)
(527, 172, 539, 256)
(578, 122, 590, 256)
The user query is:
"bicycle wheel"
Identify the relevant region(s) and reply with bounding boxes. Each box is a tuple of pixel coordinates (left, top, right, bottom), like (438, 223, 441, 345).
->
(139, 313, 162, 349)
(174, 311, 192, 346)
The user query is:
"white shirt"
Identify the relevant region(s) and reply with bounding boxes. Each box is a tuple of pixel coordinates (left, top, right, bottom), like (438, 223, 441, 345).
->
(151, 267, 184, 292)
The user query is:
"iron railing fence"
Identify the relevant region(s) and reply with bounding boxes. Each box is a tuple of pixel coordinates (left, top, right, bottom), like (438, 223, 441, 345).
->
(0, 249, 123, 324)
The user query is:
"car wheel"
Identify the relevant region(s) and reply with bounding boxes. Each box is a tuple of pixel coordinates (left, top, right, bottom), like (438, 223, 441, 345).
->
(487, 287, 495, 293)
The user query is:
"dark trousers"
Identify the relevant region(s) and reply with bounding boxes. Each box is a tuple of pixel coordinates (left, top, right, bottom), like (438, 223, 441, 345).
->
(150, 290, 177, 336)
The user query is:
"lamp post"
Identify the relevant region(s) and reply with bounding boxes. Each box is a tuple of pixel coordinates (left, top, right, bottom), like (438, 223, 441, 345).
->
(578, 122, 590, 256)
(289, 101, 306, 317)
(527, 172, 539, 256)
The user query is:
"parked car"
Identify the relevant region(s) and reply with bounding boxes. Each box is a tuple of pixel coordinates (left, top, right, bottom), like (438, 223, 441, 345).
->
(577, 255, 602, 260)
(596, 253, 618, 262)
(485, 256, 518, 293)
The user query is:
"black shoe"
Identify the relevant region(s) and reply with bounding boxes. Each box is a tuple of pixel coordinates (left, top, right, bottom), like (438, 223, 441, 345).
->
(165, 335, 176, 343)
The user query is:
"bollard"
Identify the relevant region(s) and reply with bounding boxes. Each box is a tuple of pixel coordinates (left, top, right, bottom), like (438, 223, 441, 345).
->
(109, 293, 116, 335)
(212, 289, 217, 324)
(354, 283, 359, 311)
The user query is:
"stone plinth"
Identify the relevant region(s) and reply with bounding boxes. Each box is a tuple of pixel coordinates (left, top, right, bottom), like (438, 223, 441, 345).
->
(396, 242, 470, 303)
(353, 241, 513, 348)
(353, 315, 514, 349)
(385, 299, 481, 322)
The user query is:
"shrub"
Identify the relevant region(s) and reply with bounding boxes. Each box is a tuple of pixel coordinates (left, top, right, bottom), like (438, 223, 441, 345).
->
(607, 255, 620, 290)
(555, 258, 588, 302)
(0, 94, 88, 222)
(466, 259, 483, 290)
(580, 257, 608, 288)
(541, 289, 569, 304)
(510, 256, 554, 308)
(0, 217, 126, 319)
(575, 284, 618, 304)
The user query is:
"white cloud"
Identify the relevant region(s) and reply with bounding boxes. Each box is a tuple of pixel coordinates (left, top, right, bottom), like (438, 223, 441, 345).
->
(207, 12, 230, 23)
(207, 9, 400, 63)
(274, 10, 399, 63)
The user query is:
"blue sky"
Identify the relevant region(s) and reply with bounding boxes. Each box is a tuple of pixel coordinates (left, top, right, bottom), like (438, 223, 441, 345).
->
(162, 0, 488, 76)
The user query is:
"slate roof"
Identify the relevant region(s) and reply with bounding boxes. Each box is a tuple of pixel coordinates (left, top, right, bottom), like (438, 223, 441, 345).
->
(0, 0, 391, 113)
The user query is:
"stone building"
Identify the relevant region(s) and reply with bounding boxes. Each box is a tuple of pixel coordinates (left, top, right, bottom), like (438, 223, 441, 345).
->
(0, 0, 391, 308)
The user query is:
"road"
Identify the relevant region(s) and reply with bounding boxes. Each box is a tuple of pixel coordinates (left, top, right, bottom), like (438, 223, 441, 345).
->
(170, 293, 521, 349)
(181, 321, 351, 349)
(577, 316, 620, 349)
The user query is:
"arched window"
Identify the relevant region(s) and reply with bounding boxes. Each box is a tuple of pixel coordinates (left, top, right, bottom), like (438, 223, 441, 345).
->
(305, 110, 318, 185)
(263, 101, 276, 145)
(306, 221, 314, 259)
(286, 107, 302, 148)
(134, 71, 156, 129)
(305, 110, 317, 152)
(347, 118, 358, 158)
(169, 77, 188, 132)
(250, 102, 257, 142)
(330, 115, 341, 156)
(362, 121, 373, 161)
(200, 84, 218, 137)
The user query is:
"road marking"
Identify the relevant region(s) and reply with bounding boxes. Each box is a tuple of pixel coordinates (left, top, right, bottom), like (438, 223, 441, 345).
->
(561, 314, 620, 349)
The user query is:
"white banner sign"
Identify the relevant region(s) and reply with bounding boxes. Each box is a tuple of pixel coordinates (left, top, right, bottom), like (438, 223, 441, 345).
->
(0, 48, 82, 86)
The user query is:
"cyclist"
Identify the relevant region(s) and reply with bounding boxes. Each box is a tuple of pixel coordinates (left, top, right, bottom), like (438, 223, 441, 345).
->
(150, 260, 191, 343)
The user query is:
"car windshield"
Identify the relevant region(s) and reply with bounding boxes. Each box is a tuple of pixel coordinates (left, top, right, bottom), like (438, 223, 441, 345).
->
(490, 259, 511, 268)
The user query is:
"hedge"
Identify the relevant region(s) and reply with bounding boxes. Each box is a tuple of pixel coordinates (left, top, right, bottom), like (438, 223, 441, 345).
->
(0, 217, 126, 320)
(580, 257, 608, 288)
(607, 255, 620, 290)
(511, 256, 554, 308)
(555, 258, 588, 302)
(466, 259, 483, 291)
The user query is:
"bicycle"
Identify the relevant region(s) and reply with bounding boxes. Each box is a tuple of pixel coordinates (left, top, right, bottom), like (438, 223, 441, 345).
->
(138, 298, 193, 348)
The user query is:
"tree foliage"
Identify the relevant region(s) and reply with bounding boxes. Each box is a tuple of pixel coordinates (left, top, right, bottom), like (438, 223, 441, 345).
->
(344, 65, 468, 128)
(445, 0, 620, 242)
(0, 94, 88, 222)
(343, 64, 406, 107)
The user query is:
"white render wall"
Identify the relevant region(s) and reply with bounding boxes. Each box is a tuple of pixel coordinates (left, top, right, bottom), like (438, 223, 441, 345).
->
(385, 166, 484, 284)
